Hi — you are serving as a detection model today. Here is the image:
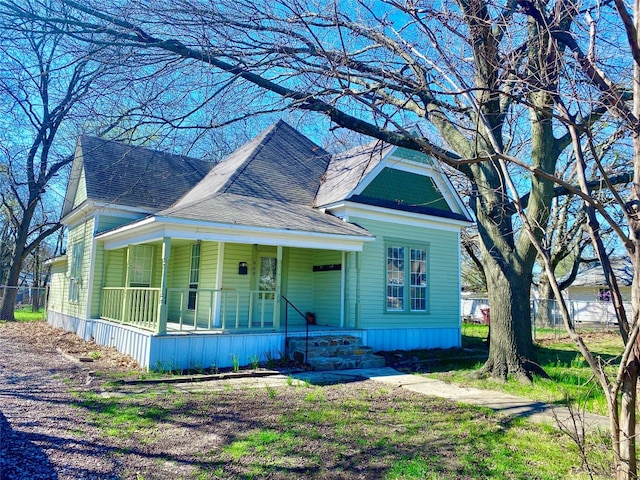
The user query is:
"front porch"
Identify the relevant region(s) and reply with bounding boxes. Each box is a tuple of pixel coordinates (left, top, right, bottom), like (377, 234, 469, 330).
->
(97, 237, 357, 335)
(101, 286, 282, 333)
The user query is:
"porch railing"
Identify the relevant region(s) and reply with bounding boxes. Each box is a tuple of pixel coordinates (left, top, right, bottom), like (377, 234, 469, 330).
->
(101, 287, 278, 333)
(166, 288, 277, 332)
(102, 287, 160, 331)
(282, 295, 311, 363)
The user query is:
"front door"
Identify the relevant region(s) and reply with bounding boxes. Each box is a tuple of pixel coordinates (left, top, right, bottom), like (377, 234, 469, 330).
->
(252, 255, 277, 327)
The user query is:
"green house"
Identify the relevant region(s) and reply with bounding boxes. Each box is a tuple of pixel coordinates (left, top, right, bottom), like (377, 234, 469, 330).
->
(47, 121, 472, 370)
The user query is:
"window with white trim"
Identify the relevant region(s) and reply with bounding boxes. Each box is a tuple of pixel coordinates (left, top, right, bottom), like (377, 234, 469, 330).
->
(129, 245, 153, 287)
(386, 242, 428, 312)
(68, 241, 84, 302)
(410, 248, 427, 311)
(188, 242, 201, 310)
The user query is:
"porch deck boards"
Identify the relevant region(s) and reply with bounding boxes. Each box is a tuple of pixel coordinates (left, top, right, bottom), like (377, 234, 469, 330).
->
(163, 322, 355, 335)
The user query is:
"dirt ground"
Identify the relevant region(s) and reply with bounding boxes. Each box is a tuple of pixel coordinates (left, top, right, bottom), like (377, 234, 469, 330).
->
(0, 321, 143, 479)
(0, 321, 457, 480)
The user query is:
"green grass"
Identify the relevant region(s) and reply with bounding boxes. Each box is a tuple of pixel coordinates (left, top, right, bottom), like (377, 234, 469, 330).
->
(59, 323, 622, 478)
(69, 380, 613, 479)
(13, 307, 45, 322)
(73, 391, 169, 439)
(429, 324, 623, 416)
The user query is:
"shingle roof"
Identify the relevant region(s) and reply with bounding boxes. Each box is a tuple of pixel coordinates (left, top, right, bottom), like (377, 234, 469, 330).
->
(315, 140, 393, 207)
(80, 121, 464, 239)
(158, 121, 372, 237)
(571, 258, 634, 287)
(79, 136, 211, 210)
(174, 120, 331, 208)
(161, 192, 370, 236)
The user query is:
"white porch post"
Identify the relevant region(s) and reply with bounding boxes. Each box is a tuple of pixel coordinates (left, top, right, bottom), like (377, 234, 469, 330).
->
(122, 246, 131, 324)
(355, 251, 361, 328)
(157, 237, 171, 334)
(275, 245, 283, 328)
(345, 251, 360, 328)
(214, 242, 225, 327)
(340, 251, 346, 327)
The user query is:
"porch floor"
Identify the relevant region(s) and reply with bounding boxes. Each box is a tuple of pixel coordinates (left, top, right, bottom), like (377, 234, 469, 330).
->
(164, 322, 359, 335)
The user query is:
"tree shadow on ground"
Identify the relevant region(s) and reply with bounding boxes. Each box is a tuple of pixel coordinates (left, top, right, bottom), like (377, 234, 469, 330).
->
(0, 410, 59, 480)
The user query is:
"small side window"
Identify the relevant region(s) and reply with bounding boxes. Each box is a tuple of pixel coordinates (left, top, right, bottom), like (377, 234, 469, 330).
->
(68, 241, 84, 303)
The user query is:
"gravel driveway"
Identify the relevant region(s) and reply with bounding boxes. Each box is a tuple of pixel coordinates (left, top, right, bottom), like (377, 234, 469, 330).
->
(0, 321, 137, 479)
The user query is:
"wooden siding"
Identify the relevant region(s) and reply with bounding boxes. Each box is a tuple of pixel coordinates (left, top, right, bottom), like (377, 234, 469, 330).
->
(191, 242, 218, 326)
(49, 309, 461, 370)
(351, 217, 460, 329)
(103, 249, 125, 287)
(47, 261, 68, 314)
(200, 242, 218, 288)
(58, 218, 94, 319)
(392, 146, 434, 165)
(365, 327, 460, 351)
(311, 250, 342, 327)
(361, 168, 450, 212)
(221, 243, 253, 325)
(151, 244, 162, 288)
(221, 243, 253, 291)
(99, 240, 237, 328)
(149, 332, 286, 370)
(90, 239, 104, 318)
(281, 248, 314, 326)
(72, 168, 87, 208)
(97, 214, 144, 234)
(344, 251, 359, 328)
(48, 311, 152, 367)
(167, 243, 191, 321)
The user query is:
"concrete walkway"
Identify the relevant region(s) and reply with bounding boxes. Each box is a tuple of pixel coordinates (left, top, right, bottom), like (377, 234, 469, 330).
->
(109, 367, 610, 432)
(291, 367, 611, 432)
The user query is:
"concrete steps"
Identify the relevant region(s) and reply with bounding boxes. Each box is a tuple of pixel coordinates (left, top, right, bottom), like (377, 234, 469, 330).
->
(287, 335, 386, 371)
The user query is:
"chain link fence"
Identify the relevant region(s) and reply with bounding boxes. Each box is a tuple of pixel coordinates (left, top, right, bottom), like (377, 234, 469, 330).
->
(0, 285, 48, 320)
(462, 296, 627, 339)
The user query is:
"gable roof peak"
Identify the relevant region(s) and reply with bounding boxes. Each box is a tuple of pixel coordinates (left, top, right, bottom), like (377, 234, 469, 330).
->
(66, 135, 211, 214)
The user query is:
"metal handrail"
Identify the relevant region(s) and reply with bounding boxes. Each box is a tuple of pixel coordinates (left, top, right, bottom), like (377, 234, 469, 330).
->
(281, 295, 311, 364)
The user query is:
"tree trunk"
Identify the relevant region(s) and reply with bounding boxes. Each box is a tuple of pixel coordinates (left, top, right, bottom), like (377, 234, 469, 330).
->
(469, 160, 543, 380)
(478, 262, 535, 380)
(0, 216, 30, 321)
(536, 276, 556, 328)
(0, 286, 18, 321)
(32, 249, 41, 311)
(0, 254, 23, 321)
(618, 360, 638, 479)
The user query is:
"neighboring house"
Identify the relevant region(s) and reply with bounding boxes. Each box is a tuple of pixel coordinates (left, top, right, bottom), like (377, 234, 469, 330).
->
(564, 258, 633, 324)
(46, 121, 472, 370)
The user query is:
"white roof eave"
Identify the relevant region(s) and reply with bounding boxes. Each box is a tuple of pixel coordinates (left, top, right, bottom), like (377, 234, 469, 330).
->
(322, 201, 474, 231)
(95, 216, 373, 252)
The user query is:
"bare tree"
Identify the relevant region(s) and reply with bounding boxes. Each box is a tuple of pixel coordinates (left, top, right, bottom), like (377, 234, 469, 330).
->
(5, 0, 640, 475)
(1, 0, 590, 380)
(461, 227, 488, 294)
(0, 0, 265, 320)
(502, 1, 640, 476)
(0, 8, 107, 319)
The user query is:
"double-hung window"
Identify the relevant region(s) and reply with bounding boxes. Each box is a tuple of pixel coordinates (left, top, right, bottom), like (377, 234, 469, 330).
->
(129, 245, 153, 287)
(68, 241, 84, 303)
(386, 241, 428, 313)
(188, 242, 201, 310)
